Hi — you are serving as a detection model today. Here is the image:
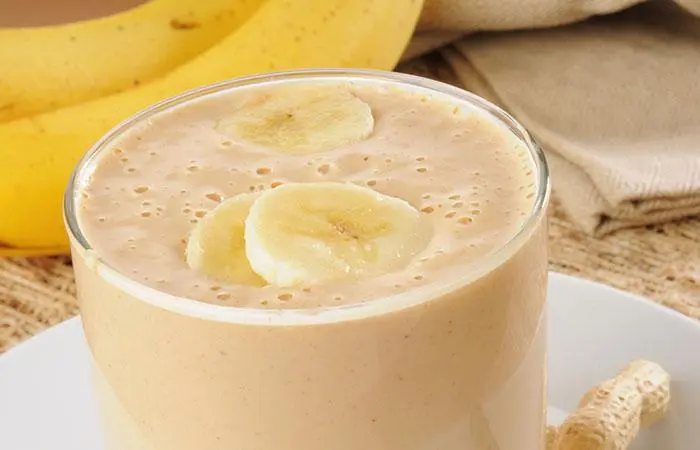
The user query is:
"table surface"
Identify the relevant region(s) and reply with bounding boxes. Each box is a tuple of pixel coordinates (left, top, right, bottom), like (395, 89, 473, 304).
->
(1, 56, 699, 353)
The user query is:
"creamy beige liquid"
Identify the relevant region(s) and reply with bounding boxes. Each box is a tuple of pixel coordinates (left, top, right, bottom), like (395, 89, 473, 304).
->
(72, 76, 548, 450)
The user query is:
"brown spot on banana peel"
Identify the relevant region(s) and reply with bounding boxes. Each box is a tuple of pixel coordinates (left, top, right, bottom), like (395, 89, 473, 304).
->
(170, 19, 201, 30)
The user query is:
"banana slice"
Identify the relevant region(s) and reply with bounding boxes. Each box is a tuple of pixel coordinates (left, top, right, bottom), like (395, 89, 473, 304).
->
(219, 86, 374, 155)
(186, 193, 265, 286)
(245, 182, 431, 287)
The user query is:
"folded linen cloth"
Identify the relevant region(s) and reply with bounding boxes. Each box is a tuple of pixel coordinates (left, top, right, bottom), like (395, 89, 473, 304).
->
(409, 1, 700, 235)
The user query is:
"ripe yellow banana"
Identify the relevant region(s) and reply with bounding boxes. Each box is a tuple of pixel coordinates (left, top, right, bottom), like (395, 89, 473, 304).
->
(0, 0, 264, 122)
(0, 0, 424, 255)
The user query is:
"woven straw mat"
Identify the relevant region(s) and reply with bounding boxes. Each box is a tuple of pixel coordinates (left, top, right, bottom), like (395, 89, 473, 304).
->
(1, 55, 699, 353)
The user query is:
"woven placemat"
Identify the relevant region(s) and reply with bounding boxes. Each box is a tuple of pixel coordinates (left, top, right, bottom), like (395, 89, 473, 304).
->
(1, 56, 699, 353)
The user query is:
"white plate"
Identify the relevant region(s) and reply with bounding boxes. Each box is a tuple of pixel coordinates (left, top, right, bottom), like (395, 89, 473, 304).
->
(0, 272, 698, 449)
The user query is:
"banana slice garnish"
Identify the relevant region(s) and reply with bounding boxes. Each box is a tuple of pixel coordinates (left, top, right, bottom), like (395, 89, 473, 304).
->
(185, 192, 266, 286)
(220, 87, 374, 155)
(244, 182, 431, 287)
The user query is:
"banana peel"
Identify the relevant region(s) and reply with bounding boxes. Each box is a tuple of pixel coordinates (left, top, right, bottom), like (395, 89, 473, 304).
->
(0, 0, 263, 121)
(0, 0, 425, 256)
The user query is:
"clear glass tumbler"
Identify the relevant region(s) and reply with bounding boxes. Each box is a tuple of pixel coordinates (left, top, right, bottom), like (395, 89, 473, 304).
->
(64, 69, 550, 450)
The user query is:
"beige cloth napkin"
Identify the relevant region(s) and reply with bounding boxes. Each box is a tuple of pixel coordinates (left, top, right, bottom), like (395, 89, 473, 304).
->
(408, 1, 700, 235)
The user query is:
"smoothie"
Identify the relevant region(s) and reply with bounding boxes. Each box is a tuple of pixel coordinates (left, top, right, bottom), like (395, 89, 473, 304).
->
(67, 71, 549, 450)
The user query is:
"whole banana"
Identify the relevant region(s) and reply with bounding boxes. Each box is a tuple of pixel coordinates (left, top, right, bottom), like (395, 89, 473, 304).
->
(0, 0, 264, 122)
(0, 0, 424, 255)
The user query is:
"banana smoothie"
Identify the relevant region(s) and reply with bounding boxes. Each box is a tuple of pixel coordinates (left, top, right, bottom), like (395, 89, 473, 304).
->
(67, 71, 549, 450)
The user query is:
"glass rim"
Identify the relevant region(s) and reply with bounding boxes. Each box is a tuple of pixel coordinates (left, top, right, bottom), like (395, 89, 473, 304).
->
(64, 68, 550, 325)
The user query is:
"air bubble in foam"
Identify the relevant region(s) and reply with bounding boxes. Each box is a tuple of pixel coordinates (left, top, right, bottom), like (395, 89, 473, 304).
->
(445, 211, 456, 219)
(302, 287, 312, 293)
(420, 206, 434, 214)
(471, 209, 481, 215)
(333, 295, 343, 301)
(384, 158, 392, 164)
(216, 292, 231, 301)
(183, 207, 192, 214)
(416, 156, 426, 162)
(457, 217, 472, 225)
(120, 156, 129, 163)
(98, 217, 106, 222)
(413, 275, 424, 281)
(453, 202, 464, 208)
(186, 164, 200, 172)
(141, 211, 152, 218)
(221, 140, 233, 147)
(210, 285, 221, 292)
(317, 164, 330, 175)
(112, 148, 123, 156)
(416, 167, 427, 173)
(194, 210, 207, 218)
(448, 194, 461, 200)
(270, 181, 283, 188)
(422, 194, 431, 200)
(190, 219, 198, 224)
(126, 167, 136, 173)
(367, 180, 377, 187)
(150, 151, 158, 156)
(133, 185, 149, 194)
(206, 193, 223, 203)
(278, 293, 293, 301)
(256, 167, 271, 175)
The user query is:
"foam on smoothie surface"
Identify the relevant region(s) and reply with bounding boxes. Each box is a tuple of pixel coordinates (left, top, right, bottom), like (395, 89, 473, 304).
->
(77, 79, 537, 308)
